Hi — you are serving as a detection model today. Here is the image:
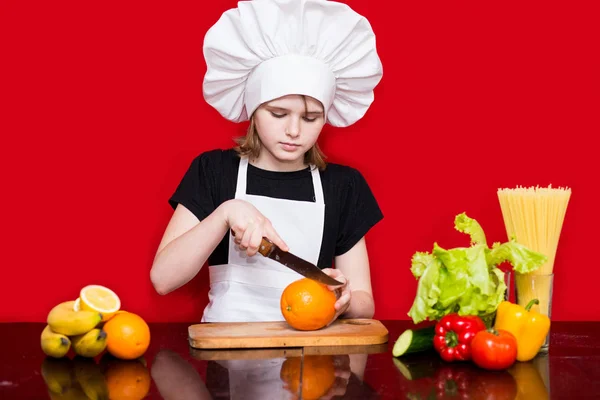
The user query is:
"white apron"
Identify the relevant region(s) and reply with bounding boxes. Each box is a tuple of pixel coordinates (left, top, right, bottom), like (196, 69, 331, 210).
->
(201, 156, 325, 323)
(215, 358, 296, 400)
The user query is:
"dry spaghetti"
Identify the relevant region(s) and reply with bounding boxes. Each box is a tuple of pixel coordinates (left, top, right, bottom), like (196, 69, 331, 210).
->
(497, 185, 571, 320)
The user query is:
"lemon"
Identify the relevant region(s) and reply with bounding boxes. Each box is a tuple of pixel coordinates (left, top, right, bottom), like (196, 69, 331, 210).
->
(78, 285, 121, 321)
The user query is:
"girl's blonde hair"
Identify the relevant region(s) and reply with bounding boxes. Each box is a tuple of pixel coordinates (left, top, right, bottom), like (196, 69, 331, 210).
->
(234, 96, 327, 170)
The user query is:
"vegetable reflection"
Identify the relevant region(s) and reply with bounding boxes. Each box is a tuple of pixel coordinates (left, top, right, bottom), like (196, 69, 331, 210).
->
(393, 352, 548, 400)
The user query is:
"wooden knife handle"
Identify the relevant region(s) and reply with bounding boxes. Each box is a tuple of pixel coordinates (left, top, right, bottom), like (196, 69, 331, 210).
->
(231, 230, 275, 257)
(258, 237, 275, 257)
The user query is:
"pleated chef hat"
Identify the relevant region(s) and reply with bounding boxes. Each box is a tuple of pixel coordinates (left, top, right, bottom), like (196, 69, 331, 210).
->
(202, 0, 383, 128)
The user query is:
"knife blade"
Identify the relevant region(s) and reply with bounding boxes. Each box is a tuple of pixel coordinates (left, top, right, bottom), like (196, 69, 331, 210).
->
(257, 238, 344, 286)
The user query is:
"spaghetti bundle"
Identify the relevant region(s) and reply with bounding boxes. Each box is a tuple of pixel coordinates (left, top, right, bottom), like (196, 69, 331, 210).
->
(497, 185, 571, 318)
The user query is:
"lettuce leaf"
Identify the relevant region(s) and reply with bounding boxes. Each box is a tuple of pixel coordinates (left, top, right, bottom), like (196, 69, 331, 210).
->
(454, 212, 487, 246)
(407, 213, 547, 324)
(488, 240, 548, 274)
(407, 255, 442, 323)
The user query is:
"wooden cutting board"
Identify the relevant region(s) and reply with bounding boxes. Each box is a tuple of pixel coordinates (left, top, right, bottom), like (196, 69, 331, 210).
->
(190, 342, 389, 360)
(188, 318, 389, 349)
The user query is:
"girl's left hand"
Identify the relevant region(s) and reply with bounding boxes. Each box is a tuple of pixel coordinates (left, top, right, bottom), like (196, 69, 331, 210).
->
(322, 268, 351, 325)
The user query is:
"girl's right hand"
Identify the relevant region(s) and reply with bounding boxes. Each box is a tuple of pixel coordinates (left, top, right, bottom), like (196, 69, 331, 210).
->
(221, 199, 289, 257)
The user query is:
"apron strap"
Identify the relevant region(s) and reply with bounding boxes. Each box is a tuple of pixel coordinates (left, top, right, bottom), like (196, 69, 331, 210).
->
(310, 166, 324, 204)
(236, 156, 249, 196)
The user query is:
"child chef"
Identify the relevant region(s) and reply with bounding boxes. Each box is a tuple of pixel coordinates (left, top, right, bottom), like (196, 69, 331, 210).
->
(151, 0, 384, 327)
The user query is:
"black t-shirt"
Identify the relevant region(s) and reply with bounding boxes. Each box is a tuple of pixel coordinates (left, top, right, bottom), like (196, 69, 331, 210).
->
(169, 149, 383, 269)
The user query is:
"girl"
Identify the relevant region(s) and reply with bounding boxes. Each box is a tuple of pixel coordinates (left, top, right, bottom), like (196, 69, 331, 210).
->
(150, 0, 384, 325)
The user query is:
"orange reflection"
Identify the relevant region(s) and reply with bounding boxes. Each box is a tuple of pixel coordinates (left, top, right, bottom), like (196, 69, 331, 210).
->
(101, 354, 151, 400)
(280, 355, 336, 400)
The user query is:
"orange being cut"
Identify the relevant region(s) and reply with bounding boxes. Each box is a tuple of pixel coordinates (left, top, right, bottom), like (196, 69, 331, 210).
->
(78, 285, 121, 321)
(280, 278, 336, 331)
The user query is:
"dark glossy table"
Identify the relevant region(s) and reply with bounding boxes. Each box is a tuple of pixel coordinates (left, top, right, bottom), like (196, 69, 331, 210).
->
(1, 321, 599, 399)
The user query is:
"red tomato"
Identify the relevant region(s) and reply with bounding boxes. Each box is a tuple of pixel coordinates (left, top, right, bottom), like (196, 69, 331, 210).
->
(471, 329, 517, 371)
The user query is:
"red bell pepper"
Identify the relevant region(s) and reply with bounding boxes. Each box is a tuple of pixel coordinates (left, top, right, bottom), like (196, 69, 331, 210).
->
(433, 314, 486, 362)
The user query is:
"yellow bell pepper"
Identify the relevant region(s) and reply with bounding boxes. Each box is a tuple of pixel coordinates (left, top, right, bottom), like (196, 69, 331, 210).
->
(494, 299, 551, 362)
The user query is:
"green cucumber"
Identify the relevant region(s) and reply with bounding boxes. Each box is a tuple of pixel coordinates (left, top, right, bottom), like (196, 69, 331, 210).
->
(392, 326, 435, 357)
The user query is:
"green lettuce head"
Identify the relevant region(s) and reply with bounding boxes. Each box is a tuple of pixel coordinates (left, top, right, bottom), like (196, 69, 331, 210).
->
(407, 213, 547, 324)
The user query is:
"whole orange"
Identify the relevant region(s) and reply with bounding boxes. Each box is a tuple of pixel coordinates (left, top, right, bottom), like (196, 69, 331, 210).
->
(103, 312, 150, 360)
(104, 358, 151, 400)
(280, 355, 336, 400)
(280, 278, 336, 331)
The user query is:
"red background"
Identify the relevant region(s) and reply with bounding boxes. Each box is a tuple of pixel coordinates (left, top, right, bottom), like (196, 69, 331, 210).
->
(1, 1, 598, 323)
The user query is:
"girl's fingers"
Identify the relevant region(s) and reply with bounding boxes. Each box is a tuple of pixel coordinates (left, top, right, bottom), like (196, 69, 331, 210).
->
(264, 223, 288, 252)
(239, 221, 254, 250)
(334, 369, 352, 380)
(332, 355, 351, 369)
(335, 291, 351, 311)
(327, 274, 347, 292)
(247, 227, 263, 256)
(328, 377, 349, 397)
(231, 228, 242, 244)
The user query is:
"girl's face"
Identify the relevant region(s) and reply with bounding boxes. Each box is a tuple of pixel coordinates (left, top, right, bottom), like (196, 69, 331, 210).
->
(253, 94, 325, 171)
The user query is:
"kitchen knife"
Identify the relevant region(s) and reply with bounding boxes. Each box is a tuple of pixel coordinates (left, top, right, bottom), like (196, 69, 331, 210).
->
(257, 238, 344, 286)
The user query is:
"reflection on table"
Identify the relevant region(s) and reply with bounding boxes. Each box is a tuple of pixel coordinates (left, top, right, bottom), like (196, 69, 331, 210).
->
(153, 344, 386, 400)
(393, 351, 550, 400)
(3, 321, 600, 398)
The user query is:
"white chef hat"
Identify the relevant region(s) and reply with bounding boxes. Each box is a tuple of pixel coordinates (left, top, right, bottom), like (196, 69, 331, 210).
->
(202, 0, 383, 128)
